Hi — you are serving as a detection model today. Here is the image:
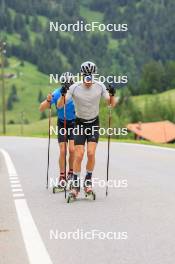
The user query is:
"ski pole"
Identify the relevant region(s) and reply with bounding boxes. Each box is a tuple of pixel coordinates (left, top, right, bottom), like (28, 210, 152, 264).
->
(63, 94, 67, 199)
(46, 103, 51, 189)
(106, 95, 112, 196)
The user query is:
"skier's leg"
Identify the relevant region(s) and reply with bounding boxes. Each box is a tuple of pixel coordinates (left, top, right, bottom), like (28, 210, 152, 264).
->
(84, 142, 97, 192)
(69, 145, 84, 196)
(84, 118, 99, 193)
(59, 142, 67, 175)
(86, 142, 97, 172)
(58, 119, 68, 178)
(69, 120, 86, 196)
(74, 145, 84, 172)
(68, 139, 74, 179)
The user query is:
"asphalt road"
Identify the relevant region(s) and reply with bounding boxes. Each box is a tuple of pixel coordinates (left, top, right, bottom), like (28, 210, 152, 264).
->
(0, 136, 175, 264)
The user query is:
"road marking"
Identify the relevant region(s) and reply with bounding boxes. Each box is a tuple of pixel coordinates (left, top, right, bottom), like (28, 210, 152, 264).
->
(13, 193, 24, 198)
(0, 149, 18, 176)
(12, 188, 23, 192)
(9, 177, 19, 180)
(15, 199, 53, 264)
(10, 180, 20, 184)
(11, 184, 22, 188)
(0, 148, 53, 264)
(114, 142, 175, 152)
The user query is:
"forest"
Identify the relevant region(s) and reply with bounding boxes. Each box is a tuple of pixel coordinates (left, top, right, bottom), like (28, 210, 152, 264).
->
(0, 0, 175, 95)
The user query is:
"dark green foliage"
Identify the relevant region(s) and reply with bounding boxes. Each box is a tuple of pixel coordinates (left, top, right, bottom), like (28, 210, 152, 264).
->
(7, 94, 13, 110)
(20, 60, 25, 66)
(40, 111, 47, 120)
(116, 88, 143, 123)
(8, 119, 15, 124)
(139, 61, 166, 94)
(11, 84, 19, 102)
(38, 90, 44, 103)
(6, 84, 19, 110)
(31, 16, 42, 32)
(2, 0, 175, 95)
(116, 89, 175, 127)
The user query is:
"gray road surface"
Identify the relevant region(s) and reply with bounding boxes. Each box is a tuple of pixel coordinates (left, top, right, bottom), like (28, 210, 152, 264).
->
(0, 136, 175, 264)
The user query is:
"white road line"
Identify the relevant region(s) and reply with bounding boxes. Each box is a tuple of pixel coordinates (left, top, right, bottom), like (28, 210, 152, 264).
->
(11, 184, 22, 188)
(9, 177, 18, 180)
(15, 199, 52, 264)
(13, 193, 24, 198)
(0, 148, 53, 264)
(10, 180, 20, 184)
(114, 142, 175, 152)
(0, 149, 18, 176)
(12, 188, 23, 192)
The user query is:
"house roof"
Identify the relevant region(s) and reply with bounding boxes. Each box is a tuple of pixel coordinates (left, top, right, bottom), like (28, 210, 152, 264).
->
(127, 121, 175, 143)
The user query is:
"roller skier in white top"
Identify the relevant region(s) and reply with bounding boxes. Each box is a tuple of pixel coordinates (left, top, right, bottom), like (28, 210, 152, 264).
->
(57, 61, 117, 199)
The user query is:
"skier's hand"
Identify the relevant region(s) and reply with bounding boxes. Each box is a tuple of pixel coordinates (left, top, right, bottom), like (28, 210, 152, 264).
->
(107, 84, 116, 96)
(47, 93, 52, 103)
(60, 85, 68, 96)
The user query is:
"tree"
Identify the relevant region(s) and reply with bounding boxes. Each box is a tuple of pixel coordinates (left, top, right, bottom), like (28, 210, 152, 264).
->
(139, 61, 166, 94)
(40, 111, 47, 120)
(164, 61, 175, 89)
(7, 94, 13, 110)
(11, 84, 19, 102)
(38, 90, 44, 103)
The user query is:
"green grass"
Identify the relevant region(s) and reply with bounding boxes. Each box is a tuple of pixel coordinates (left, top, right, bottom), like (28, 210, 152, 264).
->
(1, 116, 57, 137)
(0, 57, 55, 131)
(132, 89, 175, 110)
(1, 31, 21, 45)
(38, 15, 48, 27)
(108, 38, 119, 50)
(80, 6, 104, 23)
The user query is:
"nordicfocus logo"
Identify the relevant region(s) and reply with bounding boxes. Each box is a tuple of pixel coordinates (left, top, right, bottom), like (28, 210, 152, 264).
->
(49, 73, 128, 85)
(49, 177, 128, 189)
(50, 229, 128, 240)
(50, 21, 128, 33)
(50, 126, 128, 137)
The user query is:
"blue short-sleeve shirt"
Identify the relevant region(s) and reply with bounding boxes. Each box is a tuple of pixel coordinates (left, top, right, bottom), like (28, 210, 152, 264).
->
(51, 88, 75, 121)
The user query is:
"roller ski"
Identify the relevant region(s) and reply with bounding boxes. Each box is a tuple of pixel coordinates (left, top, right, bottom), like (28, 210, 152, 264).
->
(67, 187, 80, 203)
(67, 174, 96, 203)
(53, 175, 67, 193)
(67, 175, 80, 203)
(53, 170, 74, 193)
(84, 177, 96, 200)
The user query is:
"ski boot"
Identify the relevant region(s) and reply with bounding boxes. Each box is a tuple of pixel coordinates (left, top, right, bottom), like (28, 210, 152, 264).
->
(53, 175, 67, 194)
(67, 175, 80, 203)
(66, 171, 73, 191)
(84, 176, 96, 200)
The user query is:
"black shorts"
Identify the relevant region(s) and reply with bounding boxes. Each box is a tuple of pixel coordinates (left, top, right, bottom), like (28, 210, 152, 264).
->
(74, 116, 100, 145)
(57, 119, 75, 143)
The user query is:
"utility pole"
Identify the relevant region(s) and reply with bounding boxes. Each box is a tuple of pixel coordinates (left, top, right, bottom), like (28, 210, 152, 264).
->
(0, 41, 6, 135)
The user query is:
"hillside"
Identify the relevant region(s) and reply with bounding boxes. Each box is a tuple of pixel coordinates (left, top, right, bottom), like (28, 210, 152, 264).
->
(0, 57, 53, 125)
(0, 56, 175, 136)
(1, 0, 175, 137)
(1, 0, 175, 89)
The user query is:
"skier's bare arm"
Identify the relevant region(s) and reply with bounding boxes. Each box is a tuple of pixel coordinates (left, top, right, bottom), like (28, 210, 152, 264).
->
(39, 93, 52, 112)
(57, 95, 66, 108)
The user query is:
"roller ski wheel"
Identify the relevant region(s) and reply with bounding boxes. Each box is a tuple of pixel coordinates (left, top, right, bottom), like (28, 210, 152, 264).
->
(67, 189, 79, 203)
(84, 186, 96, 200)
(53, 177, 67, 194)
(53, 186, 65, 194)
(84, 190, 96, 200)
